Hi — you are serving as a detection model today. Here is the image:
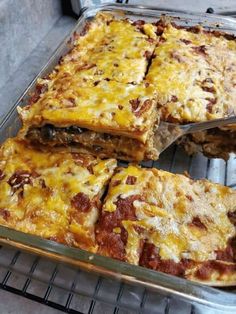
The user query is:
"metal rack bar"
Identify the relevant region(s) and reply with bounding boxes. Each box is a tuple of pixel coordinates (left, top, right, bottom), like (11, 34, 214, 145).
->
(43, 266, 58, 302)
(88, 277, 103, 314)
(65, 269, 80, 311)
(164, 297, 170, 314)
(113, 283, 124, 314)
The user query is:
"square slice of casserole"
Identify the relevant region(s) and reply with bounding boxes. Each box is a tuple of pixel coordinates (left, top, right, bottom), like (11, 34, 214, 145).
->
(18, 13, 159, 161)
(96, 165, 236, 285)
(19, 81, 158, 161)
(146, 22, 236, 159)
(0, 138, 116, 252)
(59, 13, 157, 85)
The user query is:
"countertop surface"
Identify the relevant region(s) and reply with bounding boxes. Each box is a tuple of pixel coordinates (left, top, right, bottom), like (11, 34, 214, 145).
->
(0, 15, 76, 123)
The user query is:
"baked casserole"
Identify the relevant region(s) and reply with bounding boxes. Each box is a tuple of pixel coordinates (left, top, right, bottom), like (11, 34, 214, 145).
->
(0, 138, 235, 285)
(18, 13, 236, 161)
(0, 138, 116, 252)
(97, 165, 236, 285)
(146, 21, 236, 159)
(18, 13, 159, 161)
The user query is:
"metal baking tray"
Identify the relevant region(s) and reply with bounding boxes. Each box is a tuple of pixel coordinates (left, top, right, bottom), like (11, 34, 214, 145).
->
(1, 3, 236, 311)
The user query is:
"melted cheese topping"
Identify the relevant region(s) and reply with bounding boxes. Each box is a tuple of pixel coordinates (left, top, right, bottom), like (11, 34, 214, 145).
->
(19, 13, 158, 142)
(18, 16, 236, 158)
(103, 165, 236, 264)
(20, 81, 156, 142)
(147, 24, 236, 123)
(61, 13, 156, 84)
(0, 138, 116, 252)
(61, 18, 156, 84)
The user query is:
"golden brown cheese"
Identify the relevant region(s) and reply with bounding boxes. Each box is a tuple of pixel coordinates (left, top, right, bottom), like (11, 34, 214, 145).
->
(18, 13, 158, 142)
(96, 165, 236, 283)
(17, 14, 236, 162)
(0, 138, 116, 252)
(60, 15, 157, 84)
(56, 13, 157, 83)
(19, 81, 157, 142)
(146, 24, 236, 123)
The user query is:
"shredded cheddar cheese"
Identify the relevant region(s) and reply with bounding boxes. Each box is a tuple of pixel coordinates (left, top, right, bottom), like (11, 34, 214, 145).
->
(17, 14, 236, 162)
(147, 24, 236, 123)
(98, 165, 236, 282)
(18, 13, 158, 143)
(1, 13, 236, 285)
(0, 138, 116, 252)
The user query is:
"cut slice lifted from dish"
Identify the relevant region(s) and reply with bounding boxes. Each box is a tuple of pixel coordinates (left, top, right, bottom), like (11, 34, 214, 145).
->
(18, 12, 159, 162)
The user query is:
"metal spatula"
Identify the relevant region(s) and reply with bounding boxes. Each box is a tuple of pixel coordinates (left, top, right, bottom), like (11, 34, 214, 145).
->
(154, 115, 236, 155)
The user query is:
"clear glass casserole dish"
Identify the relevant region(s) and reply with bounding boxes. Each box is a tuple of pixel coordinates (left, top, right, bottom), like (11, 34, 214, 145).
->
(0, 3, 236, 311)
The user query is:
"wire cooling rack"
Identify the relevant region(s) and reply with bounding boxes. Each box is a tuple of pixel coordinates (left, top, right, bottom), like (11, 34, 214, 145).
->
(0, 143, 235, 313)
(0, 238, 193, 314)
(0, 236, 194, 314)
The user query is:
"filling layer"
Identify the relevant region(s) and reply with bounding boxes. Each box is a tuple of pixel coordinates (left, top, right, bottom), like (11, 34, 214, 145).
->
(26, 125, 158, 161)
(180, 128, 236, 160)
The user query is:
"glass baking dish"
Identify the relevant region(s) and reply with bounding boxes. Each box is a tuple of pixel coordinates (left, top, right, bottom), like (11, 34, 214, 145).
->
(0, 3, 236, 311)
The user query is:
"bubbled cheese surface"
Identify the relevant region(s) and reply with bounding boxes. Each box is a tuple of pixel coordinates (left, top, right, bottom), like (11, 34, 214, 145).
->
(19, 13, 158, 142)
(19, 14, 236, 146)
(147, 24, 236, 123)
(0, 138, 116, 252)
(102, 165, 236, 264)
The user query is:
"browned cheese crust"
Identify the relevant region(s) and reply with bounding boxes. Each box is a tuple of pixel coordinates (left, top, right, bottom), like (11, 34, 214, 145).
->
(96, 165, 236, 285)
